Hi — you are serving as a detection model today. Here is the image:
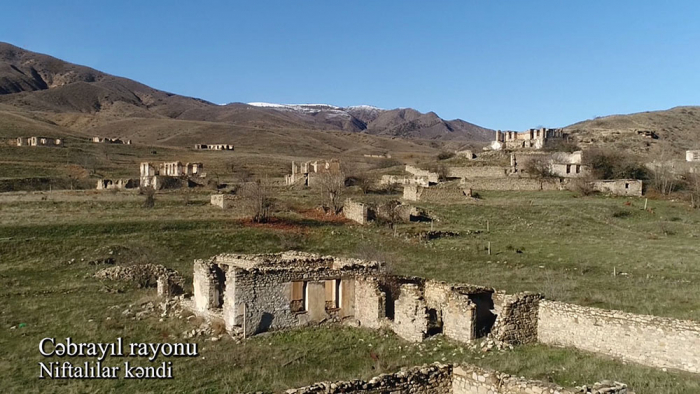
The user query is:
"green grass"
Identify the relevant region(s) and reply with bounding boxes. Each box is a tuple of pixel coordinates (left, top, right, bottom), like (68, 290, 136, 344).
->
(1, 189, 699, 393)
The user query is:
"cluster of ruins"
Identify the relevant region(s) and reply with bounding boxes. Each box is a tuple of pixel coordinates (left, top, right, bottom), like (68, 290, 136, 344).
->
(285, 159, 341, 186)
(194, 144, 234, 151)
(16, 136, 62, 147)
(489, 128, 567, 151)
(140, 161, 205, 189)
(92, 137, 131, 144)
(96, 161, 206, 190)
(188, 251, 700, 377)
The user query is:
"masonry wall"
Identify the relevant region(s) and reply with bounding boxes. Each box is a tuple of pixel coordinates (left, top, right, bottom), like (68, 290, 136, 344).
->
(590, 180, 643, 197)
(538, 300, 700, 373)
(392, 283, 429, 342)
(403, 185, 470, 202)
(491, 293, 542, 345)
(405, 165, 439, 184)
(380, 175, 430, 187)
(451, 364, 630, 394)
(446, 166, 508, 179)
(424, 281, 476, 343)
(354, 278, 386, 329)
(210, 194, 235, 209)
(461, 178, 562, 191)
(287, 363, 452, 394)
(343, 199, 368, 224)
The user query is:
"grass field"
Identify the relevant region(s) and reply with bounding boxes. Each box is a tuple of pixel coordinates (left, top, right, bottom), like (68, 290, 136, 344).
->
(1, 187, 700, 393)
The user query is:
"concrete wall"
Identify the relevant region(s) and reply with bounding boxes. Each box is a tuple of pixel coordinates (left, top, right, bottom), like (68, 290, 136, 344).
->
(461, 178, 562, 191)
(446, 166, 507, 179)
(590, 179, 643, 196)
(343, 199, 368, 224)
(538, 300, 700, 373)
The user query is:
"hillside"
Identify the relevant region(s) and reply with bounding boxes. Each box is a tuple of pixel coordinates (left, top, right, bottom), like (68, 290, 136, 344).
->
(565, 106, 700, 156)
(0, 42, 494, 143)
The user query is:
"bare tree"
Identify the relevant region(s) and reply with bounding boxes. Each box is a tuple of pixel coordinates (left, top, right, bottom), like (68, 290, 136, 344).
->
(317, 171, 346, 214)
(240, 177, 276, 222)
(523, 156, 555, 178)
(66, 164, 89, 190)
(685, 171, 700, 208)
(141, 187, 156, 208)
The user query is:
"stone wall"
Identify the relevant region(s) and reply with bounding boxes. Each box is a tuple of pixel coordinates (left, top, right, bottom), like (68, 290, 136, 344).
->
(538, 300, 700, 373)
(452, 364, 631, 394)
(380, 175, 430, 187)
(392, 283, 429, 342)
(405, 165, 439, 184)
(353, 278, 386, 329)
(446, 166, 508, 179)
(210, 194, 235, 209)
(343, 199, 368, 224)
(460, 177, 562, 191)
(287, 363, 452, 394)
(491, 292, 542, 345)
(424, 281, 477, 343)
(403, 185, 471, 202)
(590, 179, 643, 197)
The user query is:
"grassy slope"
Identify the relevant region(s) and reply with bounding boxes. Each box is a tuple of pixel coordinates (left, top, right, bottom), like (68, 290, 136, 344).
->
(1, 190, 699, 393)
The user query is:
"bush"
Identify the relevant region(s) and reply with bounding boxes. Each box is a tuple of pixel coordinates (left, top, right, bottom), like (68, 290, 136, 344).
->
(240, 179, 276, 223)
(141, 187, 156, 208)
(583, 148, 648, 180)
(523, 157, 555, 178)
(437, 151, 455, 160)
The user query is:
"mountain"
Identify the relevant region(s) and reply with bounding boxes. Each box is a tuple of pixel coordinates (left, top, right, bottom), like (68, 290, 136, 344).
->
(0, 42, 494, 143)
(565, 106, 700, 156)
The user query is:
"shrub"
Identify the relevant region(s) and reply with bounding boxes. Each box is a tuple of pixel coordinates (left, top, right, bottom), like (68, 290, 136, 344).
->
(240, 178, 276, 223)
(437, 151, 455, 160)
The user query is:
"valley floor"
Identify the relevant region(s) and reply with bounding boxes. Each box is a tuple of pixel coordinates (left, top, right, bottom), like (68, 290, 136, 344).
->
(1, 189, 700, 393)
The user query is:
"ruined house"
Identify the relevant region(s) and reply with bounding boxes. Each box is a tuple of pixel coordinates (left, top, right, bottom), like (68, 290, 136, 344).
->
(210, 193, 235, 209)
(194, 144, 234, 151)
(488, 128, 566, 151)
(16, 137, 63, 147)
(590, 179, 643, 197)
(96, 178, 139, 190)
(92, 137, 131, 144)
(285, 159, 341, 186)
(140, 161, 205, 190)
(687, 150, 700, 162)
(188, 250, 700, 374)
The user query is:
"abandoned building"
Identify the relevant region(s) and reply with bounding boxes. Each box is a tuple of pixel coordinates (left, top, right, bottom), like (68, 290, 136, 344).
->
(403, 184, 473, 202)
(194, 144, 234, 151)
(510, 151, 590, 178)
(285, 159, 341, 186)
(687, 150, 700, 162)
(590, 179, 643, 197)
(16, 137, 62, 147)
(92, 137, 131, 144)
(96, 178, 139, 190)
(188, 251, 700, 374)
(343, 198, 429, 225)
(140, 161, 205, 190)
(489, 128, 566, 150)
(363, 153, 391, 159)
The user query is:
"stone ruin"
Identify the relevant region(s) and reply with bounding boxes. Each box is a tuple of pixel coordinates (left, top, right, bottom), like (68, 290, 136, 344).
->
(403, 184, 473, 202)
(210, 193, 236, 209)
(285, 159, 341, 186)
(287, 363, 632, 394)
(687, 150, 700, 162)
(92, 137, 131, 144)
(95, 263, 184, 297)
(140, 161, 205, 190)
(96, 178, 139, 190)
(489, 128, 567, 151)
(343, 198, 430, 225)
(194, 143, 234, 151)
(188, 251, 700, 375)
(16, 136, 63, 147)
(589, 179, 643, 197)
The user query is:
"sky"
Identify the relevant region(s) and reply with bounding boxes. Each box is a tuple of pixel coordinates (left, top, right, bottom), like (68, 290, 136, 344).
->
(1, 1, 699, 130)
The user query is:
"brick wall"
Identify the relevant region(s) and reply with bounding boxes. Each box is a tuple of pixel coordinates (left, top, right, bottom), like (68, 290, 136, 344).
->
(538, 300, 700, 373)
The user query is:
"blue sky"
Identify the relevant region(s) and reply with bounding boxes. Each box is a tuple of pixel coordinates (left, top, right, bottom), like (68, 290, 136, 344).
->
(1, 1, 698, 130)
